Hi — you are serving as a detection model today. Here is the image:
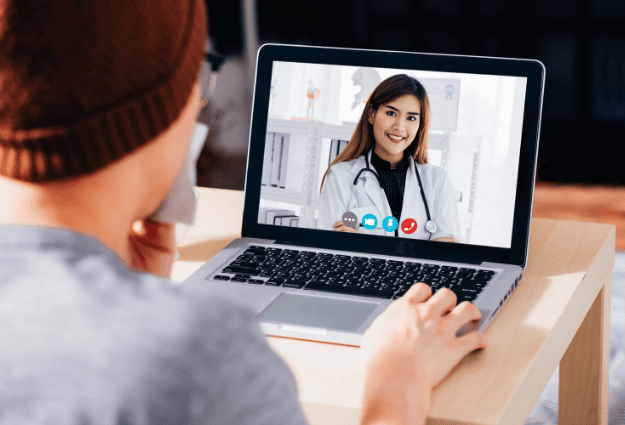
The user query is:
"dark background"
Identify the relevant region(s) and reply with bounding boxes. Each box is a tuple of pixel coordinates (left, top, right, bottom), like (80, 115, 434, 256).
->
(200, 0, 625, 188)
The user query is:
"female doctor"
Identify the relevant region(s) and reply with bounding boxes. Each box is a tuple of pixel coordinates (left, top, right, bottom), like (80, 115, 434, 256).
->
(317, 74, 461, 242)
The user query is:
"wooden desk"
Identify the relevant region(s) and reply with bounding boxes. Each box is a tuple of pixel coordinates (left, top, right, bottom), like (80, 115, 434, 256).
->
(172, 187, 614, 425)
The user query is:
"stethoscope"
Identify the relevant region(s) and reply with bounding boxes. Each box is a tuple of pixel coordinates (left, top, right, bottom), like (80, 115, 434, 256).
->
(346, 150, 437, 239)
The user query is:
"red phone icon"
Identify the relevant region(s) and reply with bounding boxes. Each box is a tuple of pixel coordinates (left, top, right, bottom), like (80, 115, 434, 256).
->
(401, 218, 417, 234)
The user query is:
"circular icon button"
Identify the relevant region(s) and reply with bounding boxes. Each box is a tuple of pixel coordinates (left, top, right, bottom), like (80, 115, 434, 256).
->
(362, 214, 378, 230)
(401, 218, 417, 234)
(382, 216, 398, 232)
(341, 211, 358, 228)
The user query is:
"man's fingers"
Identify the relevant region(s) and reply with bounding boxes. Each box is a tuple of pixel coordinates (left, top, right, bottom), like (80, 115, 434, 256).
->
(443, 301, 482, 331)
(403, 282, 433, 304)
(425, 286, 457, 316)
(333, 221, 344, 228)
(131, 219, 176, 250)
(457, 330, 488, 354)
(128, 219, 176, 277)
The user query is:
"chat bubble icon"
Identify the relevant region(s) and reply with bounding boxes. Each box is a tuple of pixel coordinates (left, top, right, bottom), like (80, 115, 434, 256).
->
(341, 211, 358, 228)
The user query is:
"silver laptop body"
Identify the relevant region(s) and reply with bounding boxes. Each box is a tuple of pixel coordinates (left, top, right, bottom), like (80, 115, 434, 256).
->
(183, 44, 545, 346)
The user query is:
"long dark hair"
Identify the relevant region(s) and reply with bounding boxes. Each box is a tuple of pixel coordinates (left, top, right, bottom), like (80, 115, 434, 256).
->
(320, 74, 431, 192)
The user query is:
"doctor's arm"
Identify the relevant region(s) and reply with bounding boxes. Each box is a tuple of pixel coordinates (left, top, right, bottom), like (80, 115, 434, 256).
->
(333, 221, 360, 233)
(434, 236, 459, 243)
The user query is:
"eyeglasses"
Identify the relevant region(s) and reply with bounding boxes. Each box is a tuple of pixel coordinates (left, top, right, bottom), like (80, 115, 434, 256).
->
(200, 51, 224, 107)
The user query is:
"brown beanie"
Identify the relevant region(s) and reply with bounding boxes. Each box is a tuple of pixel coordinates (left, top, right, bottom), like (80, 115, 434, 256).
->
(0, 0, 206, 182)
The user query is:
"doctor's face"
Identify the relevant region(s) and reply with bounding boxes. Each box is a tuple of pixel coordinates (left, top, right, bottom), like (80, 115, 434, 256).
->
(368, 95, 421, 166)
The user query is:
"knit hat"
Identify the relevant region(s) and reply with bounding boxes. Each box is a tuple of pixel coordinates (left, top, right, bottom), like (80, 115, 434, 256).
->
(0, 0, 207, 182)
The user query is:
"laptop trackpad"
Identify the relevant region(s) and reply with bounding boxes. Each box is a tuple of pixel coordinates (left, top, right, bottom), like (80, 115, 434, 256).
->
(259, 292, 379, 332)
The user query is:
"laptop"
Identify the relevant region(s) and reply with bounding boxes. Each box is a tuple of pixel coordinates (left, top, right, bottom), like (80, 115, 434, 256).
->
(183, 44, 545, 346)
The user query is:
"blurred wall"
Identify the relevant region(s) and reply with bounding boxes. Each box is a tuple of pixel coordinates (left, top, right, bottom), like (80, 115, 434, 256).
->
(198, 0, 625, 189)
(196, 0, 251, 189)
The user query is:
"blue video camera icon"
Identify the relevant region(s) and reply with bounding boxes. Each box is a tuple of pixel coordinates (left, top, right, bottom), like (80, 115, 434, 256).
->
(361, 214, 378, 230)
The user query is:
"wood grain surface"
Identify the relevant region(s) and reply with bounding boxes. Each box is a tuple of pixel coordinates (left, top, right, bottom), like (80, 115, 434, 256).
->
(174, 187, 615, 425)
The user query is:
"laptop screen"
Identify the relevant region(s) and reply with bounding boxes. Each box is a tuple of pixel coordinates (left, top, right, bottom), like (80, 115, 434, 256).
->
(257, 61, 528, 250)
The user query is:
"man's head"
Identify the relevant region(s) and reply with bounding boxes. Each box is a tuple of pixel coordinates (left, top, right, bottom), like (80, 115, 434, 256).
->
(0, 0, 206, 182)
(0, 0, 208, 263)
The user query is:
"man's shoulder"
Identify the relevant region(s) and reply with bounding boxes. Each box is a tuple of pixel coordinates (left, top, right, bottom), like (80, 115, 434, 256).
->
(0, 224, 257, 353)
(0, 225, 307, 425)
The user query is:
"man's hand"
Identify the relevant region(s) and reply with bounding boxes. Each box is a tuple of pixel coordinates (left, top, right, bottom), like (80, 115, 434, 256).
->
(360, 283, 487, 425)
(128, 218, 176, 277)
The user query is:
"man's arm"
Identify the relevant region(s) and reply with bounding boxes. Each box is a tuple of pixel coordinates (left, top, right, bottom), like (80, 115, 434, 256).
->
(360, 359, 431, 425)
(185, 293, 309, 425)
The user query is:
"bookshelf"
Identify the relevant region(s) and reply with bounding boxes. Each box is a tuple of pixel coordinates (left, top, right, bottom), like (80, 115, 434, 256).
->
(429, 131, 482, 242)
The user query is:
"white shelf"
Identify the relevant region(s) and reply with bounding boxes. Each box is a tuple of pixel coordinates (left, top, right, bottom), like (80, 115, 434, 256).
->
(266, 118, 315, 135)
(320, 123, 357, 141)
(261, 186, 303, 204)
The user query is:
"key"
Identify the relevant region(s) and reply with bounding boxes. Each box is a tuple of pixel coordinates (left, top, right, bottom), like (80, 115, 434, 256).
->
(381, 284, 399, 292)
(231, 277, 248, 282)
(283, 279, 307, 289)
(243, 249, 267, 256)
(459, 267, 476, 274)
(222, 266, 259, 276)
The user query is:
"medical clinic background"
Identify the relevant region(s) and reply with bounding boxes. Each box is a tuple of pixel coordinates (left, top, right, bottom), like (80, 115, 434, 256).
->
(256, 63, 524, 249)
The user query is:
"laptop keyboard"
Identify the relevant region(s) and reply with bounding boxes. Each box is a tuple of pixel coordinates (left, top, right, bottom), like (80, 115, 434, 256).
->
(210, 245, 496, 302)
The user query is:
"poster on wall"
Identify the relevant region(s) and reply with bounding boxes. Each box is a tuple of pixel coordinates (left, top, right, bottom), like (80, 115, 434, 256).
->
(419, 79, 460, 132)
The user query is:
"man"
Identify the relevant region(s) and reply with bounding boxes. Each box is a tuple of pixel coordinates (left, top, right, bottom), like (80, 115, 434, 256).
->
(0, 0, 487, 424)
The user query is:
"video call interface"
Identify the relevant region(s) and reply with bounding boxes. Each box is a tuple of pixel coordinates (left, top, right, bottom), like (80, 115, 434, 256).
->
(258, 61, 528, 249)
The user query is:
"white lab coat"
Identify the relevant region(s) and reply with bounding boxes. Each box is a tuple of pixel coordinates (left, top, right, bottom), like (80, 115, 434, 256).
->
(317, 150, 462, 241)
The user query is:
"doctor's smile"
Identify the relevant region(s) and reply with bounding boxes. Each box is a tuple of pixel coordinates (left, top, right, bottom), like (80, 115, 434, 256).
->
(318, 74, 461, 242)
(387, 134, 406, 142)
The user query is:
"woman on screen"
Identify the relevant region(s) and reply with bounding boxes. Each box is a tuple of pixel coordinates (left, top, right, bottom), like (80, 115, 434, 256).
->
(317, 74, 461, 242)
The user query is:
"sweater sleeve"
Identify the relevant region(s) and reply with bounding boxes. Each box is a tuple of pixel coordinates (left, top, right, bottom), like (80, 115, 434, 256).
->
(179, 293, 310, 425)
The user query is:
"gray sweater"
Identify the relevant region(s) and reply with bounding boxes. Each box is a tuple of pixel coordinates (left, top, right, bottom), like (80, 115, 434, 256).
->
(0, 225, 309, 425)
